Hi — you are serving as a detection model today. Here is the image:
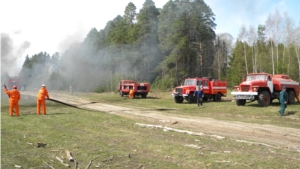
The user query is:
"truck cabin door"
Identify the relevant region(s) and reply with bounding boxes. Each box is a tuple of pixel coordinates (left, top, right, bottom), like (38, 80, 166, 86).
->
(267, 75, 273, 93)
(203, 80, 209, 93)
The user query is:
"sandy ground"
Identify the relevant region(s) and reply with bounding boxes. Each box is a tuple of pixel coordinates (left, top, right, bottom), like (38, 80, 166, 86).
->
(21, 90, 300, 152)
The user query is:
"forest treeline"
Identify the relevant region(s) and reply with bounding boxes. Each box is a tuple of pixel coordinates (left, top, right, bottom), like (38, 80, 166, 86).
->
(5, 0, 300, 92)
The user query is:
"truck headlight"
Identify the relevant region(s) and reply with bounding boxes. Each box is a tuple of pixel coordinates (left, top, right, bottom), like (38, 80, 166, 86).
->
(186, 90, 189, 94)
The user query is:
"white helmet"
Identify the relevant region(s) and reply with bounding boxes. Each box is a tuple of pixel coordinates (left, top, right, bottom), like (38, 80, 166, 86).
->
(42, 84, 46, 87)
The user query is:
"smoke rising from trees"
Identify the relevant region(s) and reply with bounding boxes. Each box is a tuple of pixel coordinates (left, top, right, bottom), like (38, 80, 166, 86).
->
(1, 33, 31, 77)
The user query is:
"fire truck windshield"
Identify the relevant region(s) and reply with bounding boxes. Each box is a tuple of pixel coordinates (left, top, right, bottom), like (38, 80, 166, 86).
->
(246, 75, 267, 81)
(184, 79, 196, 85)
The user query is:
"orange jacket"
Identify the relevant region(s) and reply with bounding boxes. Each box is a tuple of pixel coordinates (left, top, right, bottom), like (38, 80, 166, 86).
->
(37, 87, 49, 100)
(4, 88, 20, 103)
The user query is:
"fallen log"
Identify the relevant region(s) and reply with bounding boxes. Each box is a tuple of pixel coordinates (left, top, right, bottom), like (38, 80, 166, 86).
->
(65, 150, 75, 162)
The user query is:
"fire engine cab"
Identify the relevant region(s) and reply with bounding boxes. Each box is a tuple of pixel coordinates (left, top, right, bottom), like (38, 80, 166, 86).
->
(231, 73, 300, 107)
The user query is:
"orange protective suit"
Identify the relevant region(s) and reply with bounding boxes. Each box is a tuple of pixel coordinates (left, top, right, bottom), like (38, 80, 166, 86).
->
(129, 89, 135, 99)
(37, 86, 49, 115)
(4, 88, 21, 116)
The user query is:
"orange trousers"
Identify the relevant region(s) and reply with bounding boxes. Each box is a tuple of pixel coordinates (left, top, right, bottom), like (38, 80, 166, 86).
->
(9, 102, 19, 116)
(37, 100, 46, 115)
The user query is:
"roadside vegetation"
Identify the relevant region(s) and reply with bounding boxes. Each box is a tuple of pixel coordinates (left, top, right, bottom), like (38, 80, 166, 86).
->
(1, 90, 300, 168)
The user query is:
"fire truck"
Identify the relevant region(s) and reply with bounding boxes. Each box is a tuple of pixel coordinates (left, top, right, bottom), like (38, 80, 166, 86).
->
(172, 77, 227, 103)
(231, 73, 300, 107)
(8, 77, 20, 90)
(118, 80, 150, 98)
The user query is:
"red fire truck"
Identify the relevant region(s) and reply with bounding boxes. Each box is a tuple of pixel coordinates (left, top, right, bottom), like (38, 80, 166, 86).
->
(172, 77, 227, 103)
(8, 77, 20, 90)
(231, 73, 300, 107)
(118, 80, 150, 98)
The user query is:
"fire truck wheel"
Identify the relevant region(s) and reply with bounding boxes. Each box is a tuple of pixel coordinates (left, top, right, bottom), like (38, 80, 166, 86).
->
(141, 94, 147, 98)
(174, 96, 184, 103)
(287, 91, 295, 104)
(188, 94, 194, 104)
(258, 91, 270, 107)
(214, 93, 222, 102)
(236, 99, 246, 106)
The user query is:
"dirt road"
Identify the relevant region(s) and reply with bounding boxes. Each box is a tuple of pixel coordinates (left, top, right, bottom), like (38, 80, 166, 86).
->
(21, 90, 300, 152)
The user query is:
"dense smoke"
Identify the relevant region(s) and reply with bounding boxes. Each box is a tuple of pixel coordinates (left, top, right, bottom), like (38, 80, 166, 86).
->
(1, 33, 31, 77)
(57, 24, 86, 54)
(58, 45, 158, 92)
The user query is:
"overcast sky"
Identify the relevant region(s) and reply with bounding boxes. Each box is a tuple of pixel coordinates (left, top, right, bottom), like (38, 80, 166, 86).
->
(1, 0, 300, 76)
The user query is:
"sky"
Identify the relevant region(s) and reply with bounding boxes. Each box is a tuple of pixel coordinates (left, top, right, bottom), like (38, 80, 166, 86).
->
(1, 0, 300, 76)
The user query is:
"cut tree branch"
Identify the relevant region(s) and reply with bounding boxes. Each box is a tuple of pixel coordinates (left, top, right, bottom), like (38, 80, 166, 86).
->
(56, 156, 70, 167)
(43, 161, 54, 169)
(86, 156, 99, 169)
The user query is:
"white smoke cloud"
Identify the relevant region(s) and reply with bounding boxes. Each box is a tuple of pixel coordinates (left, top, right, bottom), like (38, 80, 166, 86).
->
(1, 33, 31, 77)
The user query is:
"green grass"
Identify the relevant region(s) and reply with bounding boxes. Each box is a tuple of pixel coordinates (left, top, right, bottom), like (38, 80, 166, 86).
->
(1, 90, 300, 168)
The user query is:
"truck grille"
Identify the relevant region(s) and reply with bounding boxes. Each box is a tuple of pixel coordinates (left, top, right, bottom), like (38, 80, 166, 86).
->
(241, 85, 250, 91)
(137, 86, 147, 90)
(175, 88, 182, 93)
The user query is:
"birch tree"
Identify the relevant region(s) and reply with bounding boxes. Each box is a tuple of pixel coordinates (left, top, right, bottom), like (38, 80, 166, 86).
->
(274, 9, 283, 74)
(248, 25, 258, 73)
(265, 9, 283, 75)
(265, 14, 275, 75)
(282, 13, 295, 75)
(238, 25, 248, 74)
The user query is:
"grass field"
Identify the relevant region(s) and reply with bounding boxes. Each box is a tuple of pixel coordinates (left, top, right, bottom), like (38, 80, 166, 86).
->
(1, 90, 300, 168)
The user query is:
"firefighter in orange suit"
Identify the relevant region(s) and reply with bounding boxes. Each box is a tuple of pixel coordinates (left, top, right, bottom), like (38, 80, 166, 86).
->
(37, 84, 50, 115)
(129, 88, 135, 99)
(4, 85, 21, 116)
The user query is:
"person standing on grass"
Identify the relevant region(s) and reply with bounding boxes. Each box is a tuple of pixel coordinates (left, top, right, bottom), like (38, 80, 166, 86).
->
(194, 86, 204, 107)
(279, 86, 287, 116)
(129, 87, 135, 99)
(37, 84, 50, 115)
(4, 85, 21, 116)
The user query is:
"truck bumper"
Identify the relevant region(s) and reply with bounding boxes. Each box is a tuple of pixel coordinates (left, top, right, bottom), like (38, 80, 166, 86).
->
(172, 93, 188, 97)
(231, 92, 257, 100)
